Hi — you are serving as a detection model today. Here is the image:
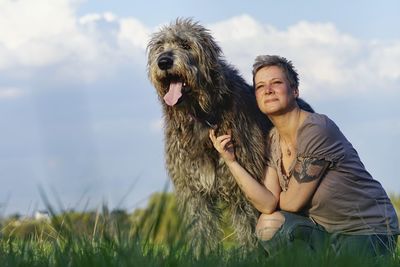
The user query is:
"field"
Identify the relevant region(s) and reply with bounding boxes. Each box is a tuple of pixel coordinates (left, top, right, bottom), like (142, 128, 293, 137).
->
(0, 193, 399, 266)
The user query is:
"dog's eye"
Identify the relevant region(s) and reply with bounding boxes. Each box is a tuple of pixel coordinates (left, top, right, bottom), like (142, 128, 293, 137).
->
(180, 41, 191, 50)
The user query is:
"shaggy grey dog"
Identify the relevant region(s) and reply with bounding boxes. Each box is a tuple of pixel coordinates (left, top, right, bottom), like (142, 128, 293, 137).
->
(147, 18, 312, 251)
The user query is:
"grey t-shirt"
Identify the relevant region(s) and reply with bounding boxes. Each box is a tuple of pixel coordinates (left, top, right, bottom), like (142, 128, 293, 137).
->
(267, 112, 399, 235)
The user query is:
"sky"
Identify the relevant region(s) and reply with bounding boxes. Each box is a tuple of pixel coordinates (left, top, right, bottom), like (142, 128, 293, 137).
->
(0, 0, 399, 216)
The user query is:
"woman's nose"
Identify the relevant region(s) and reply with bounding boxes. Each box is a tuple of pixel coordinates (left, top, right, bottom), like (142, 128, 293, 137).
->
(264, 85, 273, 94)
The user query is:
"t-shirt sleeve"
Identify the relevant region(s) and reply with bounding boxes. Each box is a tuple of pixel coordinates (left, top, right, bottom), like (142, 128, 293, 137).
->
(296, 114, 344, 169)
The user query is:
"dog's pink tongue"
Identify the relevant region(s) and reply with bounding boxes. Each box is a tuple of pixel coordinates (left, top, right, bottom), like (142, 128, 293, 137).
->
(164, 82, 183, 106)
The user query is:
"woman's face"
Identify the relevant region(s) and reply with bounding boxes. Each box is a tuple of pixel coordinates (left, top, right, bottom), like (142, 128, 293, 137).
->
(254, 66, 298, 116)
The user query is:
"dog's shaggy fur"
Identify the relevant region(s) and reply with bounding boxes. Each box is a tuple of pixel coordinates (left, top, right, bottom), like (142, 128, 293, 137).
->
(147, 19, 311, 250)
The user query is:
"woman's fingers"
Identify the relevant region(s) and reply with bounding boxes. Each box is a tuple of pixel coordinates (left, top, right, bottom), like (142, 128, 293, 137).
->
(209, 129, 235, 162)
(220, 138, 232, 151)
(209, 129, 234, 152)
(216, 135, 231, 142)
(215, 136, 230, 148)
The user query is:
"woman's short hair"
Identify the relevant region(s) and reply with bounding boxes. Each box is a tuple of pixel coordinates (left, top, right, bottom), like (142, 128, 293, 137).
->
(252, 55, 299, 90)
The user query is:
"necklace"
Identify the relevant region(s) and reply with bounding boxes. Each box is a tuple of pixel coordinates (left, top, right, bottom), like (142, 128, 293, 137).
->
(286, 147, 292, 157)
(278, 109, 302, 158)
(281, 137, 293, 157)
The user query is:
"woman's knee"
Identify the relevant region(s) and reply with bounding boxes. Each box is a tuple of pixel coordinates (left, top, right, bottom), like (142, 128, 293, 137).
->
(256, 211, 285, 241)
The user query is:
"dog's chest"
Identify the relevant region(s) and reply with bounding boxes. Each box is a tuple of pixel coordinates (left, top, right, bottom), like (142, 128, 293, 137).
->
(165, 122, 237, 196)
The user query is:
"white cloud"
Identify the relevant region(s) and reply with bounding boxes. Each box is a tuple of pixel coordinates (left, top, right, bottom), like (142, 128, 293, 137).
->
(0, 0, 76, 50)
(0, 2, 399, 99)
(368, 41, 400, 81)
(0, 0, 150, 82)
(210, 16, 361, 91)
(78, 12, 117, 25)
(209, 14, 264, 41)
(208, 15, 400, 100)
(0, 87, 25, 99)
(118, 18, 151, 50)
(0, 0, 77, 68)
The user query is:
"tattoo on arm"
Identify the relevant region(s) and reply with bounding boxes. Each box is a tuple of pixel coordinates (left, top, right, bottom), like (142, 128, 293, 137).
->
(293, 157, 330, 183)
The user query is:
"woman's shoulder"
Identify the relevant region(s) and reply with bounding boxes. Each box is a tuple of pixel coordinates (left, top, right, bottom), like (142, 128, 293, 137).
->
(303, 112, 329, 125)
(299, 112, 339, 137)
(297, 112, 345, 157)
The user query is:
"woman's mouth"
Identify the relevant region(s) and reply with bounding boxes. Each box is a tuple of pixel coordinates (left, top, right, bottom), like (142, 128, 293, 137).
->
(264, 98, 278, 104)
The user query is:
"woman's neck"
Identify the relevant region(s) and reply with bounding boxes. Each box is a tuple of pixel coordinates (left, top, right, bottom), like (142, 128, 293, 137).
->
(269, 107, 303, 145)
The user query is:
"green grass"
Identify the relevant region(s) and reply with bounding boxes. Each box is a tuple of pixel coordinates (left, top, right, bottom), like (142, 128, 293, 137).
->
(1, 234, 398, 267)
(0, 192, 399, 266)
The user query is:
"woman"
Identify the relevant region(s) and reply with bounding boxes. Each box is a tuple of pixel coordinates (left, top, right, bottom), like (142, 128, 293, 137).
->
(209, 55, 399, 257)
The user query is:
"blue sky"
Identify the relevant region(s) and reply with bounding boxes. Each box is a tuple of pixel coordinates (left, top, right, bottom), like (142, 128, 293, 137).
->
(0, 0, 399, 216)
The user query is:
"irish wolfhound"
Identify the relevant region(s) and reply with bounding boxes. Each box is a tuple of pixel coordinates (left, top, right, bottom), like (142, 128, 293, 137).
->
(147, 18, 311, 251)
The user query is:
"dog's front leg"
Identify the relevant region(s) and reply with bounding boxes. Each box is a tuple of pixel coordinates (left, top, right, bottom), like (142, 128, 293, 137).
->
(229, 187, 260, 250)
(174, 188, 223, 255)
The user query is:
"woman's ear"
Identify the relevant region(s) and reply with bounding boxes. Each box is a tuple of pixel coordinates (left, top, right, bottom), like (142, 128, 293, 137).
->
(293, 87, 299, 98)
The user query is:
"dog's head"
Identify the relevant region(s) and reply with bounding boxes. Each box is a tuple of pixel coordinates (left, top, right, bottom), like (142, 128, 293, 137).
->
(147, 18, 226, 114)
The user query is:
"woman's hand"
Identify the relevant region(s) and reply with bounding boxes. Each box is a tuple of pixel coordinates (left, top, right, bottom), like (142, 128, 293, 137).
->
(209, 129, 236, 163)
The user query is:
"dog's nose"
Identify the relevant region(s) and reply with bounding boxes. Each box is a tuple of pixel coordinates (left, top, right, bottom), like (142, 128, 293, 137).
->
(158, 56, 173, 70)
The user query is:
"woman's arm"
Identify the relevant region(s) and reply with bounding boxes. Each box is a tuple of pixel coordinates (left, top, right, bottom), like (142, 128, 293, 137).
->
(225, 161, 280, 214)
(209, 129, 280, 214)
(279, 158, 330, 212)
